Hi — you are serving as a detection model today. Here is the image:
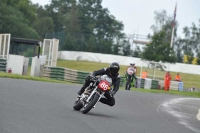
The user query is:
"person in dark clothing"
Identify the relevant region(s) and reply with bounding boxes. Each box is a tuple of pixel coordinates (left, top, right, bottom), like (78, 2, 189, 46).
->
(77, 62, 121, 106)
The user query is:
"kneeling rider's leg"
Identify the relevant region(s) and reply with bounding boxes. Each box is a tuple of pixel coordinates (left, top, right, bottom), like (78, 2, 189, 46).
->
(99, 92, 115, 106)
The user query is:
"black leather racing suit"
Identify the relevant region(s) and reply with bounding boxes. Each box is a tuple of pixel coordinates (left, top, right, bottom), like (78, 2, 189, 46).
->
(77, 68, 121, 106)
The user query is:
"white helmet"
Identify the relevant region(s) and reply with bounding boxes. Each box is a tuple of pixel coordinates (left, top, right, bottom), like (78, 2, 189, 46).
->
(130, 61, 135, 66)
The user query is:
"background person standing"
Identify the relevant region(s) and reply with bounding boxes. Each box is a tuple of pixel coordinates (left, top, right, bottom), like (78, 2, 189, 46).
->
(164, 72, 171, 91)
(141, 70, 148, 79)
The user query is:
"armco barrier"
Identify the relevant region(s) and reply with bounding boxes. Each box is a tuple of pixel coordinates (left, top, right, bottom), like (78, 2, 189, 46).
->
(0, 59, 7, 72)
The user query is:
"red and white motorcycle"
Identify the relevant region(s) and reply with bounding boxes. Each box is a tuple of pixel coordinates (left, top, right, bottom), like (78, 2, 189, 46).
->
(73, 75, 112, 114)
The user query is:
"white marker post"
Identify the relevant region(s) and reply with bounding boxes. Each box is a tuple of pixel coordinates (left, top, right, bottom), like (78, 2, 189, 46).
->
(197, 109, 200, 121)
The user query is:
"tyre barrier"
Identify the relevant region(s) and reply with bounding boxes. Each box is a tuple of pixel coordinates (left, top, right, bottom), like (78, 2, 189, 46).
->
(43, 66, 125, 86)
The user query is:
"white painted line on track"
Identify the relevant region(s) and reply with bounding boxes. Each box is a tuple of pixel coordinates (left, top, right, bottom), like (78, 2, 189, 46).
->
(161, 98, 200, 133)
(197, 109, 200, 121)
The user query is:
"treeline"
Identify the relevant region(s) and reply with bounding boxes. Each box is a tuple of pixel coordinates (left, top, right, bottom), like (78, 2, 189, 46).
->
(0, 0, 129, 55)
(0, 0, 200, 64)
(142, 10, 200, 64)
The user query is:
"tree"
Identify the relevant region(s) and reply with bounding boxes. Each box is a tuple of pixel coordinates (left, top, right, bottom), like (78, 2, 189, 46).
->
(64, 1, 80, 34)
(2, 0, 126, 54)
(122, 39, 131, 56)
(113, 39, 122, 55)
(175, 27, 193, 64)
(197, 52, 200, 65)
(192, 57, 198, 65)
(142, 31, 176, 63)
(175, 21, 200, 64)
(151, 10, 168, 33)
(37, 0, 125, 54)
(133, 46, 142, 57)
(77, 0, 124, 54)
(172, 38, 183, 62)
(16, 0, 36, 25)
(0, 2, 39, 39)
(45, 0, 74, 32)
(113, 44, 121, 55)
(32, 5, 54, 38)
(2, 0, 37, 25)
(144, 10, 177, 63)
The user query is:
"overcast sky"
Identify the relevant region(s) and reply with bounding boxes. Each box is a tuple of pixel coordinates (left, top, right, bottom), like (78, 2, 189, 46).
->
(31, 0, 200, 38)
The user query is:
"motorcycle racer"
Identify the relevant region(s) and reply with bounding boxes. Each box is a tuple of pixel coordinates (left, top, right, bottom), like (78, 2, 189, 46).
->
(77, 62, 120, 106)
(124, 62, 137, 87)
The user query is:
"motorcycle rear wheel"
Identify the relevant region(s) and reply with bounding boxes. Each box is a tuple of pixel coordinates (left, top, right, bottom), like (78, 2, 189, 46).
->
(73, 100, 83, 111)
(82, 94, 100, 114)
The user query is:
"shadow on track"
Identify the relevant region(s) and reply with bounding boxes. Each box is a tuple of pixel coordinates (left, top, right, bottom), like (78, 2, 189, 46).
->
(85, 112, 117, 119)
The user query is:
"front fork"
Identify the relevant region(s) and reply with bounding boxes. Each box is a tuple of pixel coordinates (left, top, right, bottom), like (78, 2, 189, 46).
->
(86, 87, 104, 103)
(84, 87, 104, 107)
(125, 74, 135, 87)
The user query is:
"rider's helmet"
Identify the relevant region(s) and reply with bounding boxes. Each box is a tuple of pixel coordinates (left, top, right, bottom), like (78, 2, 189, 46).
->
(109, 62, 120, 76)
(130, 61, 135, 67)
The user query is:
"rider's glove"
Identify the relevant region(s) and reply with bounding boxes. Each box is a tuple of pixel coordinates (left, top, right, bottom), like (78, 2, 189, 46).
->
(90, 74, 97, 81)
(85, 73, 95, 81)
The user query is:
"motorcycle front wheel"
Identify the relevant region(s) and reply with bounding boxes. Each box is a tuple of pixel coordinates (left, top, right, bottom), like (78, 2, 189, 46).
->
(125, 78, 131, 90)
(81, 94, 100, 114)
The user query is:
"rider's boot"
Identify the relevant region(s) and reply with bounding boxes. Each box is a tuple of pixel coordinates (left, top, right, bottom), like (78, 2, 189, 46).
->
(77, 85, 86, 96)
(77, 78, 91, 96)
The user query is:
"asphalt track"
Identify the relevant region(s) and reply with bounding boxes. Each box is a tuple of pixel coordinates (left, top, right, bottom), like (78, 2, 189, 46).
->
(0, 78, 200, 133)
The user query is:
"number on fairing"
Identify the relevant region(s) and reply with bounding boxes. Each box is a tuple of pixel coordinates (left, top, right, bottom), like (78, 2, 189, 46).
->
(99, 82, 109, 90)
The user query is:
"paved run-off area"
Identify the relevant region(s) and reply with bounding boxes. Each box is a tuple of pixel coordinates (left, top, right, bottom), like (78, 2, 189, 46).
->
(0, 78, 200, 133)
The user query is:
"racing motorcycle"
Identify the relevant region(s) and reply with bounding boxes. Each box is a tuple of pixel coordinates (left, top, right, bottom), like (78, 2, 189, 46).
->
(73, 75, 112, 114)
(125, 67, 136, 90)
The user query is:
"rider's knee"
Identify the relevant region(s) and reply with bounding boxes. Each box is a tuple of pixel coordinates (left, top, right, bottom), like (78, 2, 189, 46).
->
(109, 99, 115, 106)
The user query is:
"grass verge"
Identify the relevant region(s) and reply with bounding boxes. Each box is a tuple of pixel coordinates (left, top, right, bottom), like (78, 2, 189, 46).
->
(120, 87, 200, 98)
(1, 58, 200, 98)
(0, 72, 70, 84)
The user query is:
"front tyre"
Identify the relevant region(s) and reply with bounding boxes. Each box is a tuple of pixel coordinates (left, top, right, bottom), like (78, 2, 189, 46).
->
(82, 94, 100, 114)
(125, 78, 131, 90)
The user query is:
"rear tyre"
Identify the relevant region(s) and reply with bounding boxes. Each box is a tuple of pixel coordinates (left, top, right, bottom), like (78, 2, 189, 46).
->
(73, 100, 83, 111)
(82, 94, 100, 114)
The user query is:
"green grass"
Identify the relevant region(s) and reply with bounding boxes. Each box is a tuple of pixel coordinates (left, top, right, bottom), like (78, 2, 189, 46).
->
(0, 72, 70, 84)
(127, 87, 200, 98)
(57, 60, 112, 73)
